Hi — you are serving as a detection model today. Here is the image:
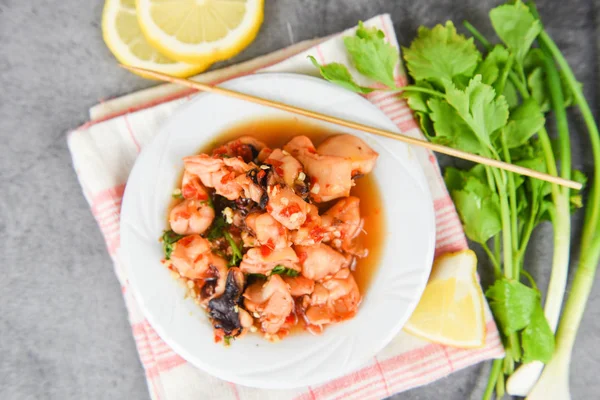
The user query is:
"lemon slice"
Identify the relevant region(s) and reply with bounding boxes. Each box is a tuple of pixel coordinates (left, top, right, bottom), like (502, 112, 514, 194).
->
(102, 0, 211, 78)
(135, 0, 264, 64)
(404, 250, 486, 348)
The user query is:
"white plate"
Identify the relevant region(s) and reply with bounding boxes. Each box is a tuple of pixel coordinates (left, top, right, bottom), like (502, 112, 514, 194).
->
(120, 73, 436, 389)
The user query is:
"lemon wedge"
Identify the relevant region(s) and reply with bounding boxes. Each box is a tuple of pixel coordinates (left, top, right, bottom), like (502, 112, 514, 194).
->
(102, 0, 211, 78)
(135, 0, 264, 64)
(404, 250, 486, 348)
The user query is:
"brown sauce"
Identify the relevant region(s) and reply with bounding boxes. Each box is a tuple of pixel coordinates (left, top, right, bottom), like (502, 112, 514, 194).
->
(172, 117, 385, 293)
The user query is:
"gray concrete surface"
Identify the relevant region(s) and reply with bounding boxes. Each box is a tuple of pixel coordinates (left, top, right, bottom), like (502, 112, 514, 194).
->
(1, 0, 599, 399)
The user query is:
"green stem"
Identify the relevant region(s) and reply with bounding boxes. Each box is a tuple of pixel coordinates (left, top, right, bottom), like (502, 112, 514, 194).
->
(539, 30, 600, 248)
(491, 167, 522, 362)
(521, 269, 539, 291)
(494, 235, 501, 266)
(463, 21, 492, 49)
(501, 133, 520, 279)
(496, 54, 514, 95)
(400, 85, 446, 97)
(496, 370, 506, 398)
(535, 47, 573, 334)
(516, 200, 537, 266)
(483, 359, 503, 400)
(492, 169, 514, 280)
(483, 242, 502, 278)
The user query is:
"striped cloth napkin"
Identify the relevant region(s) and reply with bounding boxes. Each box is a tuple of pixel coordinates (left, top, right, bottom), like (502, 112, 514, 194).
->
(68, 14, 504, 400)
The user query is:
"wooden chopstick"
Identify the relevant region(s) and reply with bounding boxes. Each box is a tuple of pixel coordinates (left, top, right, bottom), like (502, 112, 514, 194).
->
(120, 64, 582, 191)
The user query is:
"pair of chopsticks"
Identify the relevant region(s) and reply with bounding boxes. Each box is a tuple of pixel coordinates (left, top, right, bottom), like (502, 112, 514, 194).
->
(121, 65, 582, 191)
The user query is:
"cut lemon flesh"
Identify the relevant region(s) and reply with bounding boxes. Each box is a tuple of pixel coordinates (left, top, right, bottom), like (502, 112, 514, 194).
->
(136, 0, 264, 64)
(404, 250, 486, 348)
(102, 0, 211, 78)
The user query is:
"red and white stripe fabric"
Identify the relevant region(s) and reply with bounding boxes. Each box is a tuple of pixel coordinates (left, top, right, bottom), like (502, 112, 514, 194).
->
(68, 14, 503, 400)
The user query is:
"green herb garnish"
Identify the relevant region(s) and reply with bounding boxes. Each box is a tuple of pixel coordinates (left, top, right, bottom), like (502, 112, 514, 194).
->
(206, 216, 227, 240)
(162, 230, 185, 260)
(270, 265, 300, 277)
(223, 231, 242, 267)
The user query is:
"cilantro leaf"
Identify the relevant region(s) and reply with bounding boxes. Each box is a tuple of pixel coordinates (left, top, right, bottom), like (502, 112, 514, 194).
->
(403, 82, 431, 113)
(206, 216, 227, 240)
(428, 98, 484, 154)
(521, 303, 555, 363)
(444, 164, 487, 192)
(489, 1, 542, 63)
(162, 230, 185, 260)
(451, 175, 502, 244)
(503, 79, 519, 109)
(223, 231, 243, 267)
(527, 67, 550, 112)
(343, 21, 398, 89)
(308, 56, 373, 94)
(444, 75, 509, 152)
(475, 45, 510, 86)
(403, 21, 481, 88)
(270, 265, 300, 277)
(504, 98, 546, 148)
(485, 278, 540, 335)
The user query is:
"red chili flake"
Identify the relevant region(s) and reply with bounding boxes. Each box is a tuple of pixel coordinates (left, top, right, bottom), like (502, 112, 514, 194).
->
(176, 210, 191, 219)
(266, 204, 273, 213)
(275, 167, 284, 176)
(285, 314, 296, 324)
(179, 236, 195, 246)
(297, 250, 308, 264)
(220, 172, 235, 184)
(310, 226, 327, 241)
(260, 240, 275, 257)
(280, 203, 302, 217)
(310, 176, 318, 185)
(307, 147, 317, 154)
(257, 169, 266, 180)
(212, 146, 228, 156)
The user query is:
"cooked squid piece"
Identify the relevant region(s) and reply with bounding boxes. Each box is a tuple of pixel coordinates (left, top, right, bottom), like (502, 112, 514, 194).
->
(283, 275, 315, 297)
(243, 274, 294, 335)
(321, 196, 367, 257)
(304, 268, 362, 327)
(211, 136, 266, 162)
(170, 235, 228, 302)
(208, 267, 254, 339)
(263, 149, 304, 188)
(284, 136, 354, 202)
(181, 170, 210, 200)
(183, 155, 251, 200)
(295, 243, 349, 280)
(245, 212, 290, 249)
(317, 134, 379, 176)
(169, 199, 215, 235)
(266, 184, 312, 230)
(239, 246, 300, 275)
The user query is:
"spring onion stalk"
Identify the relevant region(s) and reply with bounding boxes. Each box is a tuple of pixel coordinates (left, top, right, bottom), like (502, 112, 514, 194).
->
(506, 40, 573, 396)
(526, 28, 600, 400)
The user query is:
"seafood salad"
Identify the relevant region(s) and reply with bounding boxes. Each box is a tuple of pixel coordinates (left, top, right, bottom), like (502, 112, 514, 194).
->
(161, 132, 379, 344)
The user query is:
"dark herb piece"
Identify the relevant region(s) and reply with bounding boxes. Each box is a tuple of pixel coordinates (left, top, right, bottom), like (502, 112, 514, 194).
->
(208, 268, 246, 337)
